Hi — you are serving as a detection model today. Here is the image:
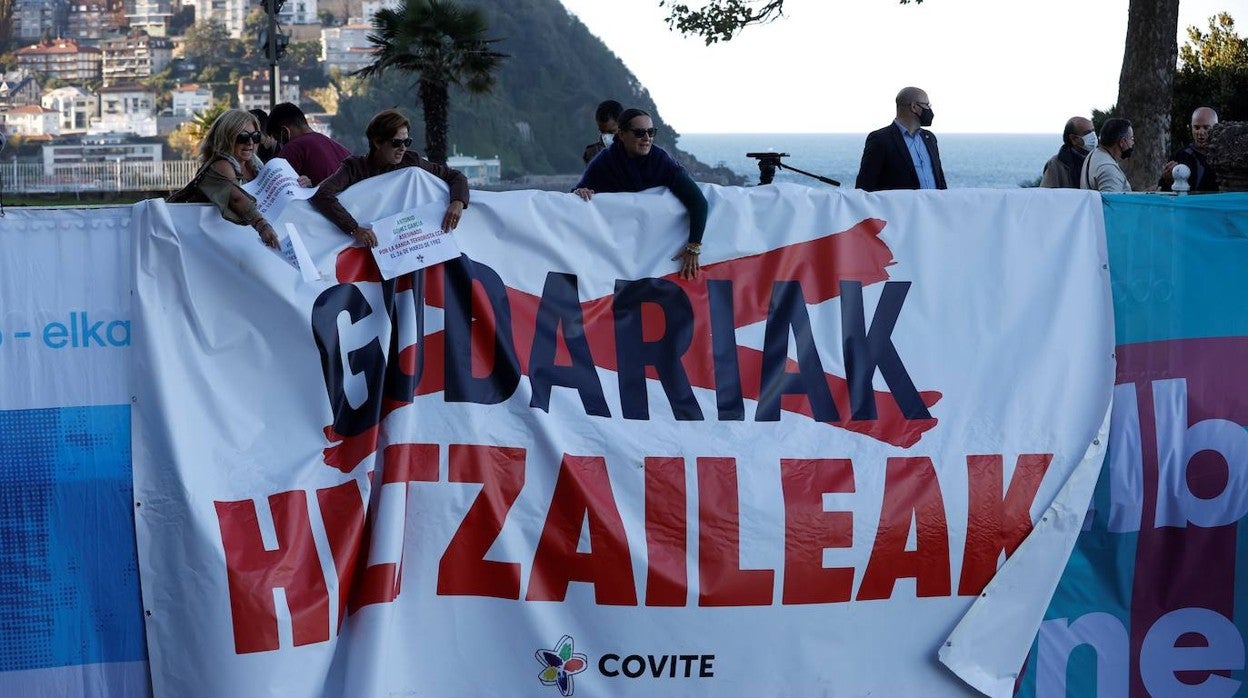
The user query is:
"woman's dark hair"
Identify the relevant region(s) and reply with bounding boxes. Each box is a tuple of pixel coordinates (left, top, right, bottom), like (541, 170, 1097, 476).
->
(365, 109, 410, 151)
(249, 108, 269, 133)
(616, 108, 651, 131)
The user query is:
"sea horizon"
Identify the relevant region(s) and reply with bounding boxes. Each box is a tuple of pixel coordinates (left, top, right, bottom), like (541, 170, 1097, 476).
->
(676, 132, 1061, 189)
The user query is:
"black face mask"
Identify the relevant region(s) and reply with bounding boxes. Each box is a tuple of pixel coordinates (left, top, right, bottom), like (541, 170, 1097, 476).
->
(1120, 146, 1134, 159)
(918, 106, 935, 128)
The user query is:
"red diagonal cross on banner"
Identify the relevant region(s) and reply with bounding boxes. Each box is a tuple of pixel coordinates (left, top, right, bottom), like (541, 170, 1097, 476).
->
(323, 218, 940, 472)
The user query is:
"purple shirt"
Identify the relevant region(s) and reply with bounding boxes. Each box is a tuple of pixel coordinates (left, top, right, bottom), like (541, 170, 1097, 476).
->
(278, 132, 351, 185)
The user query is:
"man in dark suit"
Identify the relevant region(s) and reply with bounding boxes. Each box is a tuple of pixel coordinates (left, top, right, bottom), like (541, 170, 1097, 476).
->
(855, 87, 947, 191)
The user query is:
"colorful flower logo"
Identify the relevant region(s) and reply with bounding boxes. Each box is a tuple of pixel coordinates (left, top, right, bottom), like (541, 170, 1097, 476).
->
(535, 635, 589, 696)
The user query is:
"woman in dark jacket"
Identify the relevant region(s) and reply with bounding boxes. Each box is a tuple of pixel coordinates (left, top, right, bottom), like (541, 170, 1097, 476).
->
(574, 108, 708, 279)
(311, 109, 469, 247)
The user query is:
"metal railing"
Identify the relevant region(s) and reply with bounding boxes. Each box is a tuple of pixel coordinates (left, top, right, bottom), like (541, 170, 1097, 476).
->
(1, 160, 200, 194)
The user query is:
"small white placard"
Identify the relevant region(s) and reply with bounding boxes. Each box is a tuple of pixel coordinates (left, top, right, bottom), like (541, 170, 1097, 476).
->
(369, 202, 461, 280)
(239, 158, 316, 221)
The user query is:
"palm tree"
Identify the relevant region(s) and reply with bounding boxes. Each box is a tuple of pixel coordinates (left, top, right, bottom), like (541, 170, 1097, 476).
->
(355, 0, 506, 164)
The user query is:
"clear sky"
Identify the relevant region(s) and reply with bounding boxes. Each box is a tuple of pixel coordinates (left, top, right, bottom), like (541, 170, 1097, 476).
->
(558, 0, 1240, 134)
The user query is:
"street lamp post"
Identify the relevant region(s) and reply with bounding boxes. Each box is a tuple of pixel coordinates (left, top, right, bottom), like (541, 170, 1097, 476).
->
(260, 0, 289, 112)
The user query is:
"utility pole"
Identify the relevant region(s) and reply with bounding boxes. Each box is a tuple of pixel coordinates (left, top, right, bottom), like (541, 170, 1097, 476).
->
(260, 0, 288, 111)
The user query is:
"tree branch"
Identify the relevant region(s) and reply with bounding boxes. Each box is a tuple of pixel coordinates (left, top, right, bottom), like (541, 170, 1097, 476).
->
(660, 0, 921, 45)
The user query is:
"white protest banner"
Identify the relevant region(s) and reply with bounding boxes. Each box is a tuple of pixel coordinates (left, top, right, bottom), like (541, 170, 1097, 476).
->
(271, 222, 321, 282)
(0, 206, 149, 698)
(239, 157, 316, 221)
(131, 169, 1114, 698)
(369, 201, 461, 279)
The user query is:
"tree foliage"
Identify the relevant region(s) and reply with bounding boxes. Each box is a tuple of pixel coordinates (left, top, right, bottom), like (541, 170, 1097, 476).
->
(660, 0, 921, 45)
(1172, 12, 1248, 147)
(355, 0, 507, 164)
(168, 102, 232, 160)
(335, 0, 742, 181)
(1179, 12, 1248, 70)
(183, 20, 247, 79)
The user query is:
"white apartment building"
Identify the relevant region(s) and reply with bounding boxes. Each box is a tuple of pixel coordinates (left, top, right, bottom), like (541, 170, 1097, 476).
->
(101, 30, 174, 84)
(93, 84, 158, 136)
(360, 0, 399, 23)
(279, 0, 319, 25)
(237, 71, 300, 112)
(126, 0, 174, 36)
(4, 106, 60, 137)
(13, 0, 65, 40)
(42, 86, 99, 133)
(171, 84, 215, 117)
(321, 24, 376, 75)
(191, 0, 249, 39)
(43, 134, 164, 174)
(447, 152, 502, 186)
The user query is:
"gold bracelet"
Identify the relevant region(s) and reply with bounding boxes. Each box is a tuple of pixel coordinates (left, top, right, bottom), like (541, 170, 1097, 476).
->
(684, 242, 702, 255)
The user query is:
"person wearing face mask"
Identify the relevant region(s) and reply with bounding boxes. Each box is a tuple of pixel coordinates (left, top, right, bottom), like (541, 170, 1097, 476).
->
(1160, 107, 1219, 192)
(855, 86, 947, 192)
(573, 107, 708, 280)
(583, 100, 622, 165)
(1080, 118, 1134, 193)
(266, 102, 352, 186)
(1040, 116, 1097, 188)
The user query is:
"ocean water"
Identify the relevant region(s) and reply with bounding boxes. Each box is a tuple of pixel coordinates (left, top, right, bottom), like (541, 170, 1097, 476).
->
(676, 133, 1059, 189)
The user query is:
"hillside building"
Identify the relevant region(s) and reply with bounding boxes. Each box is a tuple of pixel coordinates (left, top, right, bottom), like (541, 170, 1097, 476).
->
(360, 0, 399, 23)
(238, 70, 300, 113)
(126, 0, 175, 36)
(321, 24, 375, 75)
(188, 0, 249, 38)
(171, 84, 215, 117)
(13, 0, 69, 41)
(15, 40, 103, 83)
(42, 134, 165, 174)
(42, 86, 100, 133)
(3, 106, 60, 137)
(279, 0, 320, 26)
(447, 150, 502, 186)
(67, 1, 127, 41)
(101, 30, 175, 85)
(95, 84, 158, 136)
(0, 74, 43, 111)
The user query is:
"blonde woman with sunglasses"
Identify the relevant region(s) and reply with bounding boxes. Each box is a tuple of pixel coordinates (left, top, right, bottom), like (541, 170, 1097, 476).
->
(170, 108, 301, 248)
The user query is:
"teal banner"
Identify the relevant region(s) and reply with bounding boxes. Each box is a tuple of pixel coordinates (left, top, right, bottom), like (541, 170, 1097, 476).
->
(1017, 193, 1248, 698)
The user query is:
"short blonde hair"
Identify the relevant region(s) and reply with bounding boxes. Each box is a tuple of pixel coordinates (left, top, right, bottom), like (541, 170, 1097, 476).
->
(198, 109, 259, 165)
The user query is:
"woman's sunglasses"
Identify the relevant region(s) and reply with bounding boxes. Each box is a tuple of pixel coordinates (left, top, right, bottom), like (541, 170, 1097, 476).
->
(625, 127, 658, 138)
(389, 138, 413, 148)
(235, 131, 263, 144)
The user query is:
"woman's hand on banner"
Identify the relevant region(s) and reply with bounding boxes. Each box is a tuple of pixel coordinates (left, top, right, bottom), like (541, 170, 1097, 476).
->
(442, 201, 465, 231)
(352, 226, 378, 248)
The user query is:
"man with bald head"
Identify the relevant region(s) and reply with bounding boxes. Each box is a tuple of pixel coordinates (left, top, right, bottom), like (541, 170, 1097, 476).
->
(1160, 107, 1220, 192)
(855, 86, 947, 191)
(1040, 116, 1096, 188)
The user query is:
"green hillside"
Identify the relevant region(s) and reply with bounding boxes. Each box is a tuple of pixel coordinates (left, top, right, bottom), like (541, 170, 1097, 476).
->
(330, 0, 742, 184)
